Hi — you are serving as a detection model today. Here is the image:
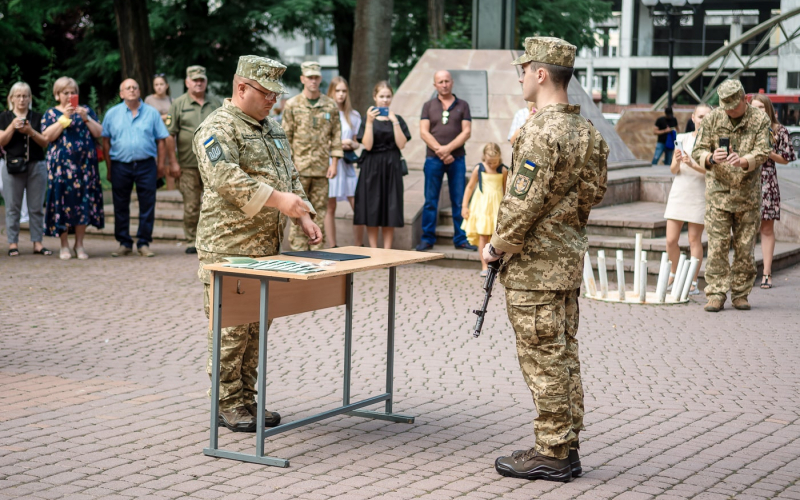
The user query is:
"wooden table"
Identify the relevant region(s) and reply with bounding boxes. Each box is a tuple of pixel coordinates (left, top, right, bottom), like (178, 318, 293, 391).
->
(202, 246, 443, 467)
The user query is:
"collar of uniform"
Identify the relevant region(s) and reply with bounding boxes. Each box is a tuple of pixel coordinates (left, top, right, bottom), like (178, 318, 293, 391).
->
(222, 98, 263, 129)
(299, 93, 326, 107)
(536, 102, 581, 115)
(726, 104, 756, 131)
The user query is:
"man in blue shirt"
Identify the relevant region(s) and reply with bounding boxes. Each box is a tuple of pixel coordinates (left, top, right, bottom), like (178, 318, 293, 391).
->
(102, 78, 170, 257)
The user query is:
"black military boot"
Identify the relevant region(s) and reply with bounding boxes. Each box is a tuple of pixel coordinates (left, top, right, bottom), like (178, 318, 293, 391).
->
(244, 402, 281, 428)
(569, 448, 582, 477)
(218, 405, 256, 432)
(495, 448, 572, 482)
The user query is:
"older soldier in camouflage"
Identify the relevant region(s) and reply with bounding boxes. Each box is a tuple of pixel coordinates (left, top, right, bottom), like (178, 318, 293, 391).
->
(692, 80, 772, 312)
(166, 65, 223, 254)
(483, 37, 609, 483)
(282, 61, 343, 250)
(194, 55, 322, 433)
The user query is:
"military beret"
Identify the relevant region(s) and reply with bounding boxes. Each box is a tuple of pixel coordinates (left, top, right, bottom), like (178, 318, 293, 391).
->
(186, 65, 207, 80)
(717, 79, 745, 110)
(235, 55, 288, 94)
(301, 61, 322, 77)
(512, 36, 576, 68)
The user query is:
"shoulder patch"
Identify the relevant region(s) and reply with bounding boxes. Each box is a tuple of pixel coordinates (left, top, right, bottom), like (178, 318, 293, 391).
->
(204, 136, 225, 165)
(511, 160, 539, 199)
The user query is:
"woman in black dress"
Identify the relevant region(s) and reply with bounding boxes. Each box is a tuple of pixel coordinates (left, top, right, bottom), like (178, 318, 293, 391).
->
(354, 81, 411, 249)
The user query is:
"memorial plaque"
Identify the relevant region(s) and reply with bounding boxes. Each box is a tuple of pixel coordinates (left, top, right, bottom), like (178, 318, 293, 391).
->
(430, 70, 489, 119)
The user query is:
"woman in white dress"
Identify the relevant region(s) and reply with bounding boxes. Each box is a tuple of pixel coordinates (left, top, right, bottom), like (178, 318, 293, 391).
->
(664, 103, 710, 294)
(326, 76, 363, 247)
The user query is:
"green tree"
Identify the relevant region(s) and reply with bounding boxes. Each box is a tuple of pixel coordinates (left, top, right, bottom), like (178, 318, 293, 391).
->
(517, 0, 612, 51)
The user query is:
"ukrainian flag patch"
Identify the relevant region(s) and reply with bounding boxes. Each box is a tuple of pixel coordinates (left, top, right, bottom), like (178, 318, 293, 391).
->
(204, 136, 225, 164)
(512, 159, 539, 199)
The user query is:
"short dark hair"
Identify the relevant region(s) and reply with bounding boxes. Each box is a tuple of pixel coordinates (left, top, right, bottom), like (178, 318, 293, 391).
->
(665, 107, 674, 117)
(530, 62, 573, 90)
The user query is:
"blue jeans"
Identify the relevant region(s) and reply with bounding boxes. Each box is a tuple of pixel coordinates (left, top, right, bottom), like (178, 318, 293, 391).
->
(111, 158, 157, 248)
(421, 155, 468, 246)
(652, 143, 674, 165)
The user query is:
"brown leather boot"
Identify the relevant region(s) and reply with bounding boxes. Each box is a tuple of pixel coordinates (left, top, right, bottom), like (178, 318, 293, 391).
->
(704, 296, 725, 312)
(495, 448, 571, 482)
(569, 448, 582, 477)
(218, 405, 256, 433)
(244, 402, 281, 428)
(732, 297, 751, 310)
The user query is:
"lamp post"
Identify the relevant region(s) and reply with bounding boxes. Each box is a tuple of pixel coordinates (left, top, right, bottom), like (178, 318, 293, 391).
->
(642, 0, 704, 108)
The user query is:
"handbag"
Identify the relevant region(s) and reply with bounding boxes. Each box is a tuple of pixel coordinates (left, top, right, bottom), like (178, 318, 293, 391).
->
(5, 133, 29, 175)
(342, 150, 360, 164)
(400, 156, 408, 176)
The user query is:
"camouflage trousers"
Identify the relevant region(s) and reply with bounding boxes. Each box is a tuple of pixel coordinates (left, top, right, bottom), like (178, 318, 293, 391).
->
(505, 288, 584, 460)
(289, 176, 328, 251)
(704, 206, 760, 300)
(176, 168, 203, 245)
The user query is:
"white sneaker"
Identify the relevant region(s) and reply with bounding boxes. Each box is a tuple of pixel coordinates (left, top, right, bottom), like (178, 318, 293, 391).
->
(689, 281, 701, 295)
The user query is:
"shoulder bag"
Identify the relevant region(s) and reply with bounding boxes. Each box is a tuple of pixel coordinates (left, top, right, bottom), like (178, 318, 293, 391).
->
(5, 132, 29, 175)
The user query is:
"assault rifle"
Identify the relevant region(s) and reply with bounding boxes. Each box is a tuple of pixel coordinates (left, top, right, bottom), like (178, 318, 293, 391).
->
(471, 259, 501, 337)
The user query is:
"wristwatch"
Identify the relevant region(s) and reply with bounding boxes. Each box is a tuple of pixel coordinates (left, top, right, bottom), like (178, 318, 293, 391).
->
(707, 155, 716, 168)
(487, 244, 503, 259)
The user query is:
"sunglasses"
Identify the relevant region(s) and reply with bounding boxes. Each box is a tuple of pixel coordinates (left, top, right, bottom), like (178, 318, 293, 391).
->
(442, 110, 450, 125)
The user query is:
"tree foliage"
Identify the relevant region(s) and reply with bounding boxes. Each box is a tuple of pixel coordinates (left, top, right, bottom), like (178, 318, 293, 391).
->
(517, 0, 612, 51)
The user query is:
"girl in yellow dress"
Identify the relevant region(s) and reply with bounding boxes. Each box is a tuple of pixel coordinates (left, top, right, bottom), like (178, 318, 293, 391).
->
(461, 143, 508, 276)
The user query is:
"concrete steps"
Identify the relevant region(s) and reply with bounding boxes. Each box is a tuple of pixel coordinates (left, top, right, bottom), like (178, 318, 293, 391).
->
(91, 190, 186, 238)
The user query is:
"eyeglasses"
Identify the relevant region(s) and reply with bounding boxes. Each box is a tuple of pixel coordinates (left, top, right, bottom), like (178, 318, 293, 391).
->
(244, 82, 278, 101)
(442, 110, 450, 125)
(123, 85, 140, 91)
(12, 95, 30, 100)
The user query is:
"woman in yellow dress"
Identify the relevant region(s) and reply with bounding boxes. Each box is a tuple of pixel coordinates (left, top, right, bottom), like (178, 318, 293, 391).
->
(461, 143, 507, 276)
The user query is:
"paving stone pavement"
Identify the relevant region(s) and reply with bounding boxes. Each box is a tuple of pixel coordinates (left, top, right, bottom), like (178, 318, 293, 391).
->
(1, 237, 799, 500)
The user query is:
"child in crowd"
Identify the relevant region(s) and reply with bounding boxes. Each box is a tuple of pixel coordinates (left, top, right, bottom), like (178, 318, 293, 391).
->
(461, 143, 508, 276)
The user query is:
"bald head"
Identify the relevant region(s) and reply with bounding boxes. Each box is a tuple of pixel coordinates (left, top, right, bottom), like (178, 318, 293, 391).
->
(433, 70, 453, 98)
(118, 78, 141, 105)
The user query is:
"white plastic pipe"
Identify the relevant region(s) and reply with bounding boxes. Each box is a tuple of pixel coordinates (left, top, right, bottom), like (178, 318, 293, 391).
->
(616, 249, 626, 302)
(633, 233, 643, 295)
(639, 255, 647, 303)
(655, 253, 670, 303)
(597, 250, 609, 298)
(583, 252, 597, 297)
(674, 254, 692, 301)
(671, 253, 687, 300)
(680, 257, 700, 301)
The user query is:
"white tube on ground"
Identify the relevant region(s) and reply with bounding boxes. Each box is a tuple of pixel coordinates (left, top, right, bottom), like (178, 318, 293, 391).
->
(639, 256, 647, 303)
(674, 254, 692, 301)
(616, 250, 626, 302)
(583, 252, 597, 297)
(633, 233, 643, 295)
(597, 250, 609, 298)
(680, 257, 700, 301)
(655, 253, 670, 303)
(671, 253, 687, 300)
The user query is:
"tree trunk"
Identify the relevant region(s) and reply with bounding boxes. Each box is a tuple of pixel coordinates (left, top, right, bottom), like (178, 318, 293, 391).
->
(428, 0, 445, 45)
(350, 0, 394, 115)
(113, 0, 155, 97)
(332, 0, 356, 84)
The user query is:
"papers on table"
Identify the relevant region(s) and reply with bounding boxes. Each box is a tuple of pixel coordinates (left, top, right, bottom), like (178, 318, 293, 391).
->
(221, 258, 325, 274)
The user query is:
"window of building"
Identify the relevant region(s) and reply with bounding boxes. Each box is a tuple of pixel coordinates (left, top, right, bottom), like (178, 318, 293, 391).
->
(788, 72, 800, 90)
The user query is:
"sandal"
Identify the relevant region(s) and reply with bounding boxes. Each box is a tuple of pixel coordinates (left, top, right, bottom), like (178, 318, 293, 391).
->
(59, 247, 72, 260)
(33, 247, 53, 256)
(761, 274, 773, 289)
(8, 248, 20, 257)
(74, 246, 89, 260)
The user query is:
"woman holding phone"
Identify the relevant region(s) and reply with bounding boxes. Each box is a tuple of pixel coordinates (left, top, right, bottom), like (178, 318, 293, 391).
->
(353, 81, 411, 249)
(663, 103, 711, 294)
(0, 81, 50, 256)
(41, 76, 104, 260)
(750, 94, 796, 289)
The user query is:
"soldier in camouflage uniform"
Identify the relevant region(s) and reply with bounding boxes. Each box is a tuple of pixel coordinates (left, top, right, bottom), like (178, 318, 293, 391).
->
(193, 55, 322, 432)
(692, 80, 772, 312)
(282, 61, 343, 250)
(166, 65, 223, 254)
(483, 37, 609, 483)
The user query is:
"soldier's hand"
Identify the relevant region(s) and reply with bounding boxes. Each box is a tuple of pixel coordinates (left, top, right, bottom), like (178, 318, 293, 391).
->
(482, 243, 501, 263)
(170, 162, 181, 178)
(726, 152, 743, 168)
(301, 218, 322, 245)
(712, 148, 728, 165)
(326, 162, 337, 179)
(267, 191, 310, 219)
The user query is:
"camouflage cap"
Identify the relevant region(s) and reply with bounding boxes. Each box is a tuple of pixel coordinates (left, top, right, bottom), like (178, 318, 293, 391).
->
(235, 55, 288, 94)
(512, 37, 576, 68)
(717, 79, 745, 110)
(301, 61, 322, 77)
(186, 65, 207, 80)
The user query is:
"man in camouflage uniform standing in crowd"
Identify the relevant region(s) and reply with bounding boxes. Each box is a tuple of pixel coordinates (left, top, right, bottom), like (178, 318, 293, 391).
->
(483, 37, 608, 482)
(692, 80, 772, 312)
(193, 55, 322, 432)
(166, 65, 223, 254)
(282, 61, 343, 250)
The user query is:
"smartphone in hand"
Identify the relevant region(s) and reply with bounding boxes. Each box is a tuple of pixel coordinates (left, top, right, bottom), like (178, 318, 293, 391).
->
(719, 137, 730, 153)
(69, 95, 79, 109)
(377, 107, 390, 117)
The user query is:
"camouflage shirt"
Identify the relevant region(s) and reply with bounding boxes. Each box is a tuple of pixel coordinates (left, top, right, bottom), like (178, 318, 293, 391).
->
(167, 92, 223, 169)
(692, 105, 772, 211)
(491, 103, 609, 291)
(193, 99, 315, 279)
(281, 93, 343, 176)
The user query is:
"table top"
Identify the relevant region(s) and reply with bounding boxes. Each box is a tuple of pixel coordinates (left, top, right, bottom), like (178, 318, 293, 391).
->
(203, 246, 444, 281)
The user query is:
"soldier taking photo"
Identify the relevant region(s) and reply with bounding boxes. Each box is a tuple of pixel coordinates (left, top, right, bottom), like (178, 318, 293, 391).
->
(482, 37, 608, 482)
